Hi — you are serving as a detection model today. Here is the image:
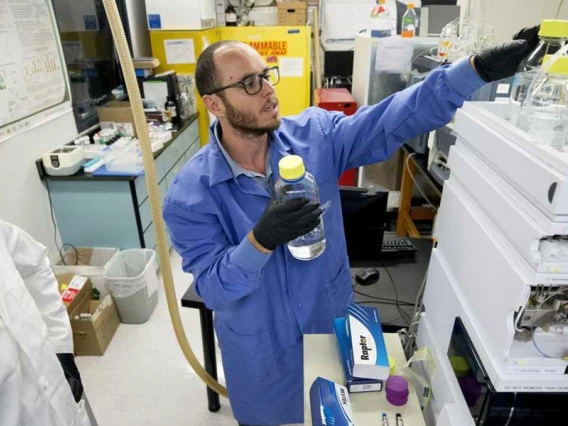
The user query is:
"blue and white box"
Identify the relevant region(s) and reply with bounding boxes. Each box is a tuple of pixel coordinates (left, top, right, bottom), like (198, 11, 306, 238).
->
(334, 317, 383, 393)
(309, 377, 355, 426)
(346, 305, 390, 381)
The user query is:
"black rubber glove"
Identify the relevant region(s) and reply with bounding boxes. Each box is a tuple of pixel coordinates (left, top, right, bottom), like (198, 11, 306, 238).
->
(473, 40, 530, 82)
(57, 353, 84, 403)
(252, 198, 322, 251)
(513, 25, 541, 51)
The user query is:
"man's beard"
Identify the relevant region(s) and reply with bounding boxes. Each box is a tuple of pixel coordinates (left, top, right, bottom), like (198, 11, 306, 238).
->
(223, 97, 281, 137)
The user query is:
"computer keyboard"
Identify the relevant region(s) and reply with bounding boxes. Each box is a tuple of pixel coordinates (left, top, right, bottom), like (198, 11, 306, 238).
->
(381, 239, 418, 254)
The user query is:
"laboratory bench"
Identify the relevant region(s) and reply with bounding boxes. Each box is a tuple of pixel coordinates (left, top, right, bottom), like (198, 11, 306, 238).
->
(304, 334, 426, 426)
(181, 237, 433, 414)
(37, 115, 200, 254)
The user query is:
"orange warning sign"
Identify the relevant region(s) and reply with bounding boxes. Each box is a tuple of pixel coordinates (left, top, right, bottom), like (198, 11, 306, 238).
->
(247, 40, 288, 57)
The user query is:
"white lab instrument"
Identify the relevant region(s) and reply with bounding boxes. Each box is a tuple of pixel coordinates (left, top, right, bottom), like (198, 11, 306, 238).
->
(42, 145, 86, 176)
(416, 100, 568, 426)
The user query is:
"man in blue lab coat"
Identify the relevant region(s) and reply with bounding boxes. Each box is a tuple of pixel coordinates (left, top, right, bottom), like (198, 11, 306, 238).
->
(164, 28, 538, 425)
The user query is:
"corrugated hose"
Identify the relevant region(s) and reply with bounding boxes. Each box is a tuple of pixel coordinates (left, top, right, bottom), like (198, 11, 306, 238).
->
(101, 0, 228, 398)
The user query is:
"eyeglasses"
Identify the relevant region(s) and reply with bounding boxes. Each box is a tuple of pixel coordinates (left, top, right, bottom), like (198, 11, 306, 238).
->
(207, 66, 280, 96)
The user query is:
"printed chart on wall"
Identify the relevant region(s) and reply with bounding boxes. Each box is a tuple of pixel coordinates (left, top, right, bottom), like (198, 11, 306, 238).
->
(0, 0, 71, 143)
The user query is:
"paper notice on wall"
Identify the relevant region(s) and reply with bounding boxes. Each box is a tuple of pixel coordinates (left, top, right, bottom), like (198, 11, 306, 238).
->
(0, 0, 71, 144)
(62, 41, 84, 65)
(279, 57, 303, 78)
(164, 39, 196, 65)
(374, 37, 414, 74)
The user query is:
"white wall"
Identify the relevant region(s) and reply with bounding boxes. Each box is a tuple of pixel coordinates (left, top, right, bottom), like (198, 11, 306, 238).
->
(0, 112, 78, 260)
(458, 0, 568, 43)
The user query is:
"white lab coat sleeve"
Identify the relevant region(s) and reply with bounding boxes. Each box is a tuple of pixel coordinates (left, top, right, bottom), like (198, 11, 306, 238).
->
(0, 219, 73, 353)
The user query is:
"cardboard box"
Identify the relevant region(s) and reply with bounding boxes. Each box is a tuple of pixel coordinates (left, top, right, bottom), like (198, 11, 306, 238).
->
(58, 274, 119, 356)
(334, 317, 383, 393)
(57, 273, 92, 315)
(310, 377, 355, 426)
(97, 101, 136, 137)
(346, 305, 390, 381)
(70, 293, 120, 356)
(132, 57, 160, 69)
(70, 294, 120, 356)
(277, 1, 307, 26)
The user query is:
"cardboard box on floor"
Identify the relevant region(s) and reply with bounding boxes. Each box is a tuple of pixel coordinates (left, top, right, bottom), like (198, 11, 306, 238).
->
(97, 101, 137, 137)
(57, 274, 120, 356)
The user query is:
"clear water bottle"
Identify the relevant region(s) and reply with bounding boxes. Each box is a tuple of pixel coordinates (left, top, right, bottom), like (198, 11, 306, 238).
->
(368, 0, 392, 38)
(517, 55, 568, 152)
(178, 92, 191, 120)
(401, 3, 418, 38)
(511, 20, 568, 105)
(275, 155, 326, 261)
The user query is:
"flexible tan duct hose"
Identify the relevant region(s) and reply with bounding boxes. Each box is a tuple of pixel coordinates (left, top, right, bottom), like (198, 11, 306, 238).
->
(101, 0, 228, 398)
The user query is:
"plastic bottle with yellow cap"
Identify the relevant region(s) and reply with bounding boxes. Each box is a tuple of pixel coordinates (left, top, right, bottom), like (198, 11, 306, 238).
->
(401, 3, 418, 38)
(275, 155, 326, 260)
(518, 54, 568, 151)
(511, 19, 568, 104)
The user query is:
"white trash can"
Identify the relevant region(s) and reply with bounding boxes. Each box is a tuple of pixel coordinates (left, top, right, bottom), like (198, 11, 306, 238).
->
(103, 249, 159, 324)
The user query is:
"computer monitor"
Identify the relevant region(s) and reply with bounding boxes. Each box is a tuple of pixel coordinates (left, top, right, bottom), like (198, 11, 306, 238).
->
(340, 187, 388, 261)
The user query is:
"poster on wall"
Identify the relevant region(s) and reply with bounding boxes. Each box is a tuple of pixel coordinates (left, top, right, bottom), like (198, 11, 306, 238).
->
(0, 0, 72, 144)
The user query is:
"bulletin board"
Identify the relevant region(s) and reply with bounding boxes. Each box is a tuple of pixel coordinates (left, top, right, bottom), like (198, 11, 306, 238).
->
(0, 0, 71, 143)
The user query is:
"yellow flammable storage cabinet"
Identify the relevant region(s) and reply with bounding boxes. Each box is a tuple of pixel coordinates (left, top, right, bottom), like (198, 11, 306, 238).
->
(150, 28, 221, 145)
(151, 26, 311, 145)
(220, 26, 310, 118)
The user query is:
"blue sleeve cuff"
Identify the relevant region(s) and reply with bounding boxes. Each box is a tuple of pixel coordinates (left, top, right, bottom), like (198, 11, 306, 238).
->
(445, 56, 487, 98)
(230, 236, 272, 274)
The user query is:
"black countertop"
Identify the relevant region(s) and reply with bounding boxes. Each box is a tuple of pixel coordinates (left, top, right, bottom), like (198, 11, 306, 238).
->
(37, 114, 198, 182)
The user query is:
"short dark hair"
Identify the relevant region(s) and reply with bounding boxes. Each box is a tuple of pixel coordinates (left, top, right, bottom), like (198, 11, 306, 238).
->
(195, 40, 243, 96)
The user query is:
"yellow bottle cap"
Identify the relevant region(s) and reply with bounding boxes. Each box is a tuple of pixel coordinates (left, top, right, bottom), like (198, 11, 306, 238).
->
(543, 55, 568, 75)
(279, 155, 305, 181)
(408, 3, 415, 8)
(539, 20, 568, 38)
(450, 356, 470, 378)
(388, 355, 396, 375)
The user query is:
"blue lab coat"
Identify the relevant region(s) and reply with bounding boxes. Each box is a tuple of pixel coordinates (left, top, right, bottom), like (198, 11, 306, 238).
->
(163, 59, 485, 425)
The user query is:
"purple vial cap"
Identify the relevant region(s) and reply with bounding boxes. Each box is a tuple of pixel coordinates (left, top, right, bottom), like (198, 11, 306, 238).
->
(386, 392, 409, 407)
(386, 376, 409, 393)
